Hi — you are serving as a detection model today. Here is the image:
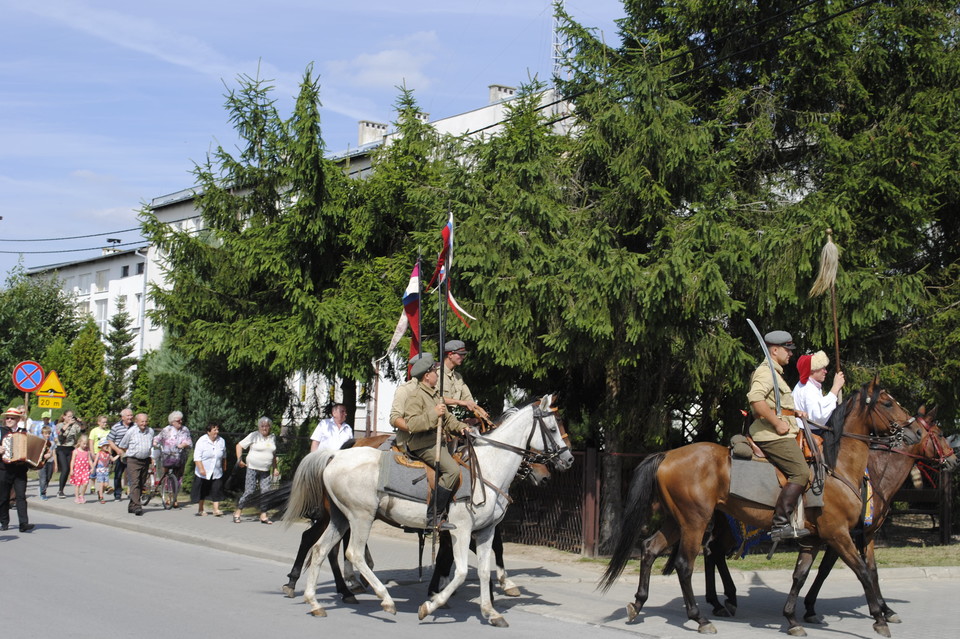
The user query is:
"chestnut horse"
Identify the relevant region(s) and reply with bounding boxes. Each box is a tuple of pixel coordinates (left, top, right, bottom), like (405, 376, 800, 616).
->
(599, 379, 914, 637)
(688, 407, 957, 632)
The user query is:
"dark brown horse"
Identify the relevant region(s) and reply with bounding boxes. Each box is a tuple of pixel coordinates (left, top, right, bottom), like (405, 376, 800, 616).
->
(693, 407, 957, 632)
(599, 379, 914, 637)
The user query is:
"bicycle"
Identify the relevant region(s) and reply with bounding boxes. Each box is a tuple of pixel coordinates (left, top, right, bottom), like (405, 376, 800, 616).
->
(142, 450, 184, 510)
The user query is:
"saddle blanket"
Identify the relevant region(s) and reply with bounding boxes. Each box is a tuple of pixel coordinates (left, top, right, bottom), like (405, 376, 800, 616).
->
(376, 450, 473, 504)
(728, 458, 824, 509)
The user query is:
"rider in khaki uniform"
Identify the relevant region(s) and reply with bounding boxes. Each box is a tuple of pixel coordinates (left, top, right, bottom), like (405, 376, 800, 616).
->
(441, 340, 489, 420)
(389, 352, 435, 432)
(747, 330, 811, 541)
(399, 357, 470, 530)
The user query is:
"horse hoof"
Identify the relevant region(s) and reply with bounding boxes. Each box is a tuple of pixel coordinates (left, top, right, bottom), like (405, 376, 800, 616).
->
(803, 614, 825, 625)
(885, 613, 901, 624)
(310, 608, 327, 617)
(724, 602, 737, 617)
(873, 622, 891, 638)
(698, 622, 717, 634)
(787, 626, 807, 637)
(489, 616, 509, 628)
(381, 601, 396, 615)
(341, 593, 358, 605)
(282, 585, 296, 598)
(626, 602, 639, 622)
(418, 602, 431, 620)
(502, 586, 521, 597)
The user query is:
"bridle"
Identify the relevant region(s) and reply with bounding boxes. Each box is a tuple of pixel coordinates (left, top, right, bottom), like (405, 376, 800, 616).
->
(467, 401, 571, 469)
(837, 386, 914, 447)
(871, 412, 955, 468)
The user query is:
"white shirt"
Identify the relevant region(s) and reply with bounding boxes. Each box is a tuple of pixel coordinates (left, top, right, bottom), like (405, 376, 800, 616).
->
(238, 431, 277, 471)
(309, 418, 353, 451)
(793, 379, 839, 429)
(193, 434, 226, 479)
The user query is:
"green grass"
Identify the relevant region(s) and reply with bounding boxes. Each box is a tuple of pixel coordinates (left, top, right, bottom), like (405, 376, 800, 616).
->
(578, 542, 960, 573)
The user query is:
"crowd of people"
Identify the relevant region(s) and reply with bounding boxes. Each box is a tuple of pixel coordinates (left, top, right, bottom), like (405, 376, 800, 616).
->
(0, 406, 289, 531)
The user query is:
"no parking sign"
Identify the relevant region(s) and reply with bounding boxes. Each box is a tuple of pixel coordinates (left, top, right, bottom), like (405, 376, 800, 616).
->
(12, 360, 45, 393)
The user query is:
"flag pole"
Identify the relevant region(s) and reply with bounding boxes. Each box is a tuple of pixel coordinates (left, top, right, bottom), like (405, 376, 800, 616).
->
(431, 222, 449, 561)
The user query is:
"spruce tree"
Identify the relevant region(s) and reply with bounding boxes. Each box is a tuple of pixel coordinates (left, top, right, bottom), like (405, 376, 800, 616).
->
(104, 297, 137, 414)
(65, 318, 107, 422)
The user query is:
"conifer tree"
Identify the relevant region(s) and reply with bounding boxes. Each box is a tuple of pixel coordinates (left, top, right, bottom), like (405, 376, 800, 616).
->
(104, 297, 137, 414)
(65, 318, 107, 422)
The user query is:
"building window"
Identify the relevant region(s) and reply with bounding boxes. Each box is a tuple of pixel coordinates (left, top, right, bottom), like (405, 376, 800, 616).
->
(78, 272, 93, 293)
(95, 269, 110, 292)
(121, 265, 130, 277)
(136, 262, 145, 275)
(95, 299, 108, 334)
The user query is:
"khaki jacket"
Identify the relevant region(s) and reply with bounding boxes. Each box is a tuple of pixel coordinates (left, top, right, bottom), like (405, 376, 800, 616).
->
(746, 360, 797, 442)
(397, 382, 466, 450)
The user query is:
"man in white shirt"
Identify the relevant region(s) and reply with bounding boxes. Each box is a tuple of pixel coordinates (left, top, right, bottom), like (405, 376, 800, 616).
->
(310, 404, 352, 452)
(793, 350, 845, 432)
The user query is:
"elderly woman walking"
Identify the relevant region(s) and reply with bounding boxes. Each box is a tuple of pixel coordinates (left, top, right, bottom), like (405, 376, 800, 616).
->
(153, 410, 193, 508)
(232, 416, 278, 524)
(192, 422, 227, 517)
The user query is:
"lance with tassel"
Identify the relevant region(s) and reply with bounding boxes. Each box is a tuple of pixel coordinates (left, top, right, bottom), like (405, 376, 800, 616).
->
(809, 228, 841, 396)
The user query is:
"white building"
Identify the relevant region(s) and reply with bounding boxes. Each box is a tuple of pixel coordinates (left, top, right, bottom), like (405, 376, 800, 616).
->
(27, 246, 161, 357)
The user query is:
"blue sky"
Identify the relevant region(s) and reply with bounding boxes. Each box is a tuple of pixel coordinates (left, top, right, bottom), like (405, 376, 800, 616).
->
(0, 0, 624, 278)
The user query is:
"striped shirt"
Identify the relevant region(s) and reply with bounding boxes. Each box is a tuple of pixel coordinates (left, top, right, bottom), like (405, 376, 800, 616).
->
(118, 426, 155, 460)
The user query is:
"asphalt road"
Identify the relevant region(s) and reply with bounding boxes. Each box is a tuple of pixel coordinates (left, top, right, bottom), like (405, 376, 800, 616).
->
(5, 481, 959, 638)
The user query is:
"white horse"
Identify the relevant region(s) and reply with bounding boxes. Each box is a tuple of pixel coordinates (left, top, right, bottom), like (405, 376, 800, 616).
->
(285, 393, 574, 626)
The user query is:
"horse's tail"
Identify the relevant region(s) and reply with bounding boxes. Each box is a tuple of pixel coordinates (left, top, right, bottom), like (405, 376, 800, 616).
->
(598, 452, 665, 592)
(282, 450, 335, 528)
(258, 482, 292, 518)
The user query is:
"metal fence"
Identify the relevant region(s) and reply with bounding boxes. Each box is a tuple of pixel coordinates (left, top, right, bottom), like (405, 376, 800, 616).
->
(498, 450, 586, 553)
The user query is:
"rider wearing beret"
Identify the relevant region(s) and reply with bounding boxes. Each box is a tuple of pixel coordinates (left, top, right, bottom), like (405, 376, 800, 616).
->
(747, 330, 811, 541)
(399, 357, 470, 530)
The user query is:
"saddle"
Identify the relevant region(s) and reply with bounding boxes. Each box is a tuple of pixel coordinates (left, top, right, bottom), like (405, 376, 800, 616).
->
(727, 434, 823, 509)
(378, 449, 472, 505)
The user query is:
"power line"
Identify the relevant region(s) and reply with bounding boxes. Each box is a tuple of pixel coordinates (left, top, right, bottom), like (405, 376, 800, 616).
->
(0, 240, 148, 255)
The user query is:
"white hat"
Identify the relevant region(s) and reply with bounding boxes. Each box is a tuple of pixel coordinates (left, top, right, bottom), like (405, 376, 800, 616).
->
(810, 350, 829, 371)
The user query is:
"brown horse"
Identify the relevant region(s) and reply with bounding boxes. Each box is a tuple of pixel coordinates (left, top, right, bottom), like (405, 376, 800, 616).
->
(693, 407, 957, 632)
(599, 379, 914, 637)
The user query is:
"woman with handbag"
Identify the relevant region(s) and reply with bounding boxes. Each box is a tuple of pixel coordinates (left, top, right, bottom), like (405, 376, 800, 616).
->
(153, 411, 193, 508)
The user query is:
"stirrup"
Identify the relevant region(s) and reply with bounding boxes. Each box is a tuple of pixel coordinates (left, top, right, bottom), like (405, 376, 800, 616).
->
(769, 525, 810, 541)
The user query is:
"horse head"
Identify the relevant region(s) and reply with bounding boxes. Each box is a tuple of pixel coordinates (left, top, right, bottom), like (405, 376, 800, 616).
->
(902, 406, 959, 471)
(856, 376, 914, 438)
(530, 394, 574, 471)
(517, 460, 552, 487)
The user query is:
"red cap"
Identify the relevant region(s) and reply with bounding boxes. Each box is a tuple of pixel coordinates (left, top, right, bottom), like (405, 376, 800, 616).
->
(796, 354, 812, 385)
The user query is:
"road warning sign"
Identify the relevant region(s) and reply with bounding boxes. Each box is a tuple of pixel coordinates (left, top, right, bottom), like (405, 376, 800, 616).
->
(37, 370, 68, 398)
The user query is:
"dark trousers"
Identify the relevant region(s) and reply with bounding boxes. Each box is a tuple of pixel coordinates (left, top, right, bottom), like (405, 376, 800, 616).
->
(113, 457, 127, 495)
(125, 457, 150, 512)
(0, 465, 29, 528)
(38, 461, 54, 496)
(56, 445, 74, 493)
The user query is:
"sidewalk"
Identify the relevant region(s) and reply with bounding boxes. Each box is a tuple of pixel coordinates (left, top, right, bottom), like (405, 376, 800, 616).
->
(24, 477, 960, 637)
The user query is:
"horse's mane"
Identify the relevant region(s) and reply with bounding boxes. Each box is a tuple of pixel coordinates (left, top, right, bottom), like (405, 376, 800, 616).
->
(820, 382, 878, 469)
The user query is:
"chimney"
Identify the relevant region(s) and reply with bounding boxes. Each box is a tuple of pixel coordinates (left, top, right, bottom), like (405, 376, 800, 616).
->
(358, 121, 388, 146)
(488, 84, 516, 104)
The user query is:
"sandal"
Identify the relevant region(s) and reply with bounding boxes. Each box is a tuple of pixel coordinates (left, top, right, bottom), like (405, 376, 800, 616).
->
(213, 511, 223, 517)
(195, 511, 206, 517)
(260, 518, 274, 525)
(233, 515, 242, 524)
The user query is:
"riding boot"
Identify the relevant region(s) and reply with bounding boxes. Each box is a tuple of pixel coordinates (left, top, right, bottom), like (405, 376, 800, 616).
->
(427, 486, 456, 531)
(769, 482, 810, 541)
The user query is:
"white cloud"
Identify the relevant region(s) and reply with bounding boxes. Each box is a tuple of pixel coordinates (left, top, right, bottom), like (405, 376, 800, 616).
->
(327, 31, 440, 92)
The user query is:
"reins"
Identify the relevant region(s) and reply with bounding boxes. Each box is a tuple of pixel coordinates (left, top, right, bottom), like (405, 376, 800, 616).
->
(460, 403, 571, 506)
